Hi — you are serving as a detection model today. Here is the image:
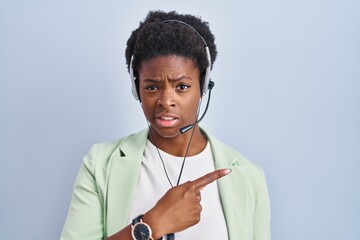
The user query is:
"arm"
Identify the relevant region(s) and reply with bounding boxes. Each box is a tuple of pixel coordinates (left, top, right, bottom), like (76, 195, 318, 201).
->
(253, 167, 271, 240)
(60, 145, 105, 240)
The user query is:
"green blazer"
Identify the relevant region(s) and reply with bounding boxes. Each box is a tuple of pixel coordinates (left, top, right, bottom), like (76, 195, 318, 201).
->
(61, 129, 271, 240)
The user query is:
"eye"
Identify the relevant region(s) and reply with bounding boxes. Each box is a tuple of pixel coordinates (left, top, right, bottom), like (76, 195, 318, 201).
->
(176, 83, 191, 91)
(144, 85, 159, 91)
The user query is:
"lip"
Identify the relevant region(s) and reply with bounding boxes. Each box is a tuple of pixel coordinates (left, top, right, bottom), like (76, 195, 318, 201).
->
(155, 113, 180, 128)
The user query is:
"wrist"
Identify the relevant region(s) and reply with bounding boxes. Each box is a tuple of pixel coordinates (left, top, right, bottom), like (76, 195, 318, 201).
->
(143, 210, 165, 240)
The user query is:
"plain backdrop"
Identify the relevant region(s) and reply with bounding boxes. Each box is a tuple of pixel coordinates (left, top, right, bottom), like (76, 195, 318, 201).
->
(0, 0, 359, 239)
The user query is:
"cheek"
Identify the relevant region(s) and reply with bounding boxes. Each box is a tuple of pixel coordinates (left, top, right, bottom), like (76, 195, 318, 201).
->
(185, 97, 201, 116)
(141, 102, 153, 118)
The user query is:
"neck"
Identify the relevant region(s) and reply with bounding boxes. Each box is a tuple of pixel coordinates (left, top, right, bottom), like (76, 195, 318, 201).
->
(148, 125, 207, 157)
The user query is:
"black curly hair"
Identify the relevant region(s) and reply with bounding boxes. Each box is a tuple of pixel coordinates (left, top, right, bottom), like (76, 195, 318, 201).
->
(125, 10, 217, 78)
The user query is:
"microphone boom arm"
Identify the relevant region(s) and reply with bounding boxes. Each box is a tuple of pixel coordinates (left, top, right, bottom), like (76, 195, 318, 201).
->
(179, 81, 214, 134)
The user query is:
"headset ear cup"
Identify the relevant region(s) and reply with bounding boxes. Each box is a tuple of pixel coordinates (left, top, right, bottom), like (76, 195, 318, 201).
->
(134, 73, 141, 102)
(131, 78, 139, 100)
(201, 66, 211, 96)
(202, 46, 211, 96)
(200, 72, 206, 94)
(130, 55, 140, 100)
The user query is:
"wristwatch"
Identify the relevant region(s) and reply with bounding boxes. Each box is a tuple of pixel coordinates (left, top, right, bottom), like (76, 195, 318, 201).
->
(131, 214, 154, 240)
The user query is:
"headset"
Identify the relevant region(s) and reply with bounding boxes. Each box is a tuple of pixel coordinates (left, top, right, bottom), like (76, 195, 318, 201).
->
(129, 19, 212, 101)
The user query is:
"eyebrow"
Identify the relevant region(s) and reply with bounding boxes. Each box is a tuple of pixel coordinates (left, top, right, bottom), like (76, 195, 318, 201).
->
(143, 76, 193, 83)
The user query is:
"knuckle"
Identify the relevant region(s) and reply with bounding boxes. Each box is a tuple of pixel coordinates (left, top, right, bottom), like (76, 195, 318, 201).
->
(189, 184, 197, 191)
(185, 181, 193, 189)
(207, 172, 215, 180)
(195, 215, 201, 224)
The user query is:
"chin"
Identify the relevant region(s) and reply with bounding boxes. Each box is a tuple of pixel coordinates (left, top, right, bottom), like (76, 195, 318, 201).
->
(151, 126, 181, 139)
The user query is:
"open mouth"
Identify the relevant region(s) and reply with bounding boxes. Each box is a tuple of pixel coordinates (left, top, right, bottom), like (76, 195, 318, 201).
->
(160, 117, 176, 121)
(155, 115, 180, 127)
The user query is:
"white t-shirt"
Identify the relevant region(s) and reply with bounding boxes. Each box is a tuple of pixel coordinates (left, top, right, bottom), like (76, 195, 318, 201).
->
(129, 140, 228, 239)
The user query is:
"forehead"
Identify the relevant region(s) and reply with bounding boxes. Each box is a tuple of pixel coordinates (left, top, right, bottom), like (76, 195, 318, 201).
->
(138, 55, 199, 78)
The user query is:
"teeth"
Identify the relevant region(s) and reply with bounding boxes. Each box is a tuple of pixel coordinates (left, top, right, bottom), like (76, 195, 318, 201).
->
(161, 117, 174, 120)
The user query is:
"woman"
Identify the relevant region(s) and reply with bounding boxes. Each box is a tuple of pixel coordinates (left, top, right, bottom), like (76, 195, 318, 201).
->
(61, 10, 271, 240)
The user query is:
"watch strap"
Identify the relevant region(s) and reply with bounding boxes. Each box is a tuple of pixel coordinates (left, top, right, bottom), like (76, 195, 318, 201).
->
(166, 233, 175, 240)
(132, 214, 144, 226)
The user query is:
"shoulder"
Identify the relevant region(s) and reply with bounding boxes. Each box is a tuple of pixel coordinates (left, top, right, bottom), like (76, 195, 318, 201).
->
(203, 129, 266, 182)
(203, 129, 254, 166)
(82, 129, 148, 172)
(203, 130, 269, 208)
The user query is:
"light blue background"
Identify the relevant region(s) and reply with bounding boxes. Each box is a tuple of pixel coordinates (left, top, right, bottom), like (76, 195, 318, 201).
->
(1, 0, 359, 239)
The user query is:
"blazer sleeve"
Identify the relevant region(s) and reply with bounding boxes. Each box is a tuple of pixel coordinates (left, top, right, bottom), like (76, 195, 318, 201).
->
(60, 144, 105, 240)
(253, 166, 271, 240)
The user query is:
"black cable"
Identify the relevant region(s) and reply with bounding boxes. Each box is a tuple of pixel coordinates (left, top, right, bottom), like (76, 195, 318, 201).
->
(147, 122, 196, 188)
(176, 125, 195, 186)
(148, 124, 174, 187)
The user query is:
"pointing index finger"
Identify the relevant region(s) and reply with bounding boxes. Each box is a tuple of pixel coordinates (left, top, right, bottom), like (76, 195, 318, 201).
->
(191, 168, 232, 189)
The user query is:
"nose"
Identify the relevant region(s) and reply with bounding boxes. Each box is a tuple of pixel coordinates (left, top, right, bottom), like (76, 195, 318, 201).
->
(157, 88, 175, 109)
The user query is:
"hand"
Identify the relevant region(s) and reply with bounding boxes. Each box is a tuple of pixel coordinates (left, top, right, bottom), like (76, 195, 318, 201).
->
(143, 168, 231, 238)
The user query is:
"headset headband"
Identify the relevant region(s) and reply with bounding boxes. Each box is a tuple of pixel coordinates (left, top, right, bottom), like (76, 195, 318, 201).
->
(129, 19, 212, 100)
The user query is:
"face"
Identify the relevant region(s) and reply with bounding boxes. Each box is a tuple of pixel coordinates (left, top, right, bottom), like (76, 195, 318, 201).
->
(138, 55, 201, 140)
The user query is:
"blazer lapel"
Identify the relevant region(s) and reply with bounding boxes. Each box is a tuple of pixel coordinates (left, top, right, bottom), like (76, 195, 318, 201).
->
(105, 130, 148, 236)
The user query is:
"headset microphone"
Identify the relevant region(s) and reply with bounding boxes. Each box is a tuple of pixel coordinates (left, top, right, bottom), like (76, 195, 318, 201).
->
(179, 81, 215, 134)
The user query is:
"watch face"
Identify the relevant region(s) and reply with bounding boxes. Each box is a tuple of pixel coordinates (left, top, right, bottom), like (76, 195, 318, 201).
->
(132, 222, 151, 240)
